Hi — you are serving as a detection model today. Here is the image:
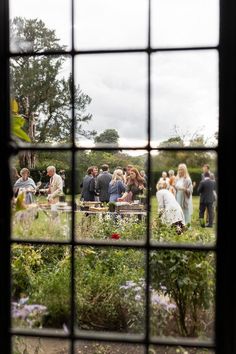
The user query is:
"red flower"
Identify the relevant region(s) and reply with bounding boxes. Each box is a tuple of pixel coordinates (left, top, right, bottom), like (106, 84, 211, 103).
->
(111, 233, 121, 240)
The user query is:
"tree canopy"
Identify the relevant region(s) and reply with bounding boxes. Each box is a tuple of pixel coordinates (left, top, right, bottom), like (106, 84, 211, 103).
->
(94, 129, 120, 145)
(10, 17, 96, 144)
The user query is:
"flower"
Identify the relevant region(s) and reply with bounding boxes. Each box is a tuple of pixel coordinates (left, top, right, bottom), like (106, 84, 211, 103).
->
(111, 233, 121, 239)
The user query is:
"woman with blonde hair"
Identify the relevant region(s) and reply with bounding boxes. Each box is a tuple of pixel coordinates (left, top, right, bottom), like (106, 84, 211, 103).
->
(108, 169, 126, 202)
(175, 163, 193, 226)
(156, 181, 185, 234)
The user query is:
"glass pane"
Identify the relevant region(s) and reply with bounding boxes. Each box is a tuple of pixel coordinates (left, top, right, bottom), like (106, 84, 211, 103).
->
(10, 0, 71, 52)
(150, 250, 215, 339)
(11, 245, 71, 330)
(151, 151, 217, 244)
(75, 247, 145, 334)
(152, 0, 219, 48)
(75, 341, 145, 353)
(75, 54, 147, 148)
(12, 336, 70, 353)
(11, 151, 72, 241)
(151, 51, 218, 148)
(10, 56, 72, 146)
(75, 0, 148, 50)
(76, 150, 148, 242)
(149, 347, 214, 353)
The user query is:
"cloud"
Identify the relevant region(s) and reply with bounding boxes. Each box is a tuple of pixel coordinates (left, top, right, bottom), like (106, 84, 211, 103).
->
(11, 0, 219, 148)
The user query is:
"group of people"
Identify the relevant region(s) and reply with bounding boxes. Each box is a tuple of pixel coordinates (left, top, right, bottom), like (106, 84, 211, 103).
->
(80, 164, 147, 203)
(11, 162, 217, 232)
(11, 166, 64, 205)
(156, 163, 217, 233)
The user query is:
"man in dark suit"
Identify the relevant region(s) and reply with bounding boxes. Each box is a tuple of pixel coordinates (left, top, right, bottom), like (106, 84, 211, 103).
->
(96, 164, 112, 203)
(80, 166, 97, 201)
(197, 171, 216, 227)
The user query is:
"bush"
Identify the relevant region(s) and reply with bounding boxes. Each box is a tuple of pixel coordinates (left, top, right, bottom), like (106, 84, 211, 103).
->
(150, 223, 215, 337)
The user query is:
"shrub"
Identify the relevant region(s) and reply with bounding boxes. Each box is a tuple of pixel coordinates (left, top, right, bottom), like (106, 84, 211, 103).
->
(150, 235, 215, 337)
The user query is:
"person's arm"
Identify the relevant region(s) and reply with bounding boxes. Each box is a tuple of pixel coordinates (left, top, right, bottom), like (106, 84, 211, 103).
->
(89, 177, 96, 194)
(197, 181, 203, 194)
(117, 184, 131, 201)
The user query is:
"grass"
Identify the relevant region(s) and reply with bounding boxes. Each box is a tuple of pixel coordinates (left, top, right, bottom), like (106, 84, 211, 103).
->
(12, 195, 216, 244)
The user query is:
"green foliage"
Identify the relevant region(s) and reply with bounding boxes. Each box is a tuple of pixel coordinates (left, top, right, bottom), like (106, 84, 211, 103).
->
(30, 251, 71, 327)
(94, 129, 120, 145)
(12, 196, 215, 336)
(10, 17, 95, 144)
(75, 248, 145, 331)
(12, 245, 44, 298)
(150, 238, 215, 337)
(12, 113, 31, 142)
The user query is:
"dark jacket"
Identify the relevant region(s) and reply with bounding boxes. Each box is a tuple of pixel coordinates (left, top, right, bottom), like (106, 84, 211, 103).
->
(96, 171, 112, 202)
(197, 178, 216, 204)
(81, 174, 96, 201)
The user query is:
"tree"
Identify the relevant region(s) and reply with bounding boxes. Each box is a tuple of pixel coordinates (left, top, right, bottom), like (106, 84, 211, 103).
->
(10, 17, 96, 167)
(94, 129, 120, 145)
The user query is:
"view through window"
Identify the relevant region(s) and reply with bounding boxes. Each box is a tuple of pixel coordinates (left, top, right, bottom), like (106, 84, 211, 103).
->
(3, 0, 235, 353)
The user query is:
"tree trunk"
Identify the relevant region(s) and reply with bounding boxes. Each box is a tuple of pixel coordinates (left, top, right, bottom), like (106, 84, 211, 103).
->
(19, 151, 36, 169)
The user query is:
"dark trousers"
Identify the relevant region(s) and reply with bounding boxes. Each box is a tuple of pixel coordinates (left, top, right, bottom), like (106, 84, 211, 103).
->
(199, 202, 214, 226)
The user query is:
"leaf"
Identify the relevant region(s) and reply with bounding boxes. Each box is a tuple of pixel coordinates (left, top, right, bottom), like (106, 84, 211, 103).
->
(15, 192, 26, 211)
(11, 98, 19, 114)
(12, 114, 31, 142)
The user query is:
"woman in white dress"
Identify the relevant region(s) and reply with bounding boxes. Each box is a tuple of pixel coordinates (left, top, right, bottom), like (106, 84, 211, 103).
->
(156, 181, 185, 234)
(174, 163, 193, 226)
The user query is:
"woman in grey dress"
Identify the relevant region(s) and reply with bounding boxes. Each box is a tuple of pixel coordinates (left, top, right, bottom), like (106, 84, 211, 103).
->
(175, 163, 193, 226)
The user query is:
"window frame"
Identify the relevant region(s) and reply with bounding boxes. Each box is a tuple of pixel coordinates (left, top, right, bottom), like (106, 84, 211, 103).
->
(0, 0, 235, 353)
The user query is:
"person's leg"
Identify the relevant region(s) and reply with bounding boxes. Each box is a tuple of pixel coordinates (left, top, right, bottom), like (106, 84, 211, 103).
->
(199, 202, 206, 227)
(206, 203, 213, 227)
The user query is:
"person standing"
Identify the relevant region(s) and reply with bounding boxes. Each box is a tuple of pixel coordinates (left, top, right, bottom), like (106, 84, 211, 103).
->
(80, 166, 97, 202)
(14, 168, 36, 204)
(197, 171, 216, 227)
(168, 169, 176, 196)
(96, 164, 112, 203)
(158, 171, 170, 188)
(46, 166, 63, 204)
(118, 167, 145, 202)
(175, 163, 193, 226)
(108, 169, 126, 202)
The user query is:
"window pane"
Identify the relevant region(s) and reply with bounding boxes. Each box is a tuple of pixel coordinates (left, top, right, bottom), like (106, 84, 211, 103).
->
(75, 341, 145, 353)
(151, 51, 218, 148)
(151, 151, 217, 244)
(75, 0, 148, 50)
(75, 247, 145, 334)
(76, 150, 148, 242)
(11, 245, 71, 330)
(75, 54, 147, 148)
(12, 337, 70, 353)
(152, 0, 219, 48)
(10, 0, 71, 52)
(150, 251, 215, 339)
(11, 151, 72, 241)
(150, 347, 214, 353)
(10, 56, 72, 146)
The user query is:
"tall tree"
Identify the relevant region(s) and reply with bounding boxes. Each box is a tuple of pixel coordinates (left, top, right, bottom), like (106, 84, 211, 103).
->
(10, 17, 96, 167)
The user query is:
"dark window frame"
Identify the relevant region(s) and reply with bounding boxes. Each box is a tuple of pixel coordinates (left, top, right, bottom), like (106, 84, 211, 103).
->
(0, 0, 236, 353)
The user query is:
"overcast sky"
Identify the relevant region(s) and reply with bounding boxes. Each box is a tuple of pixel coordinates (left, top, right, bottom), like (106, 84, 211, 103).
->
(10, 0, 219, 148)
